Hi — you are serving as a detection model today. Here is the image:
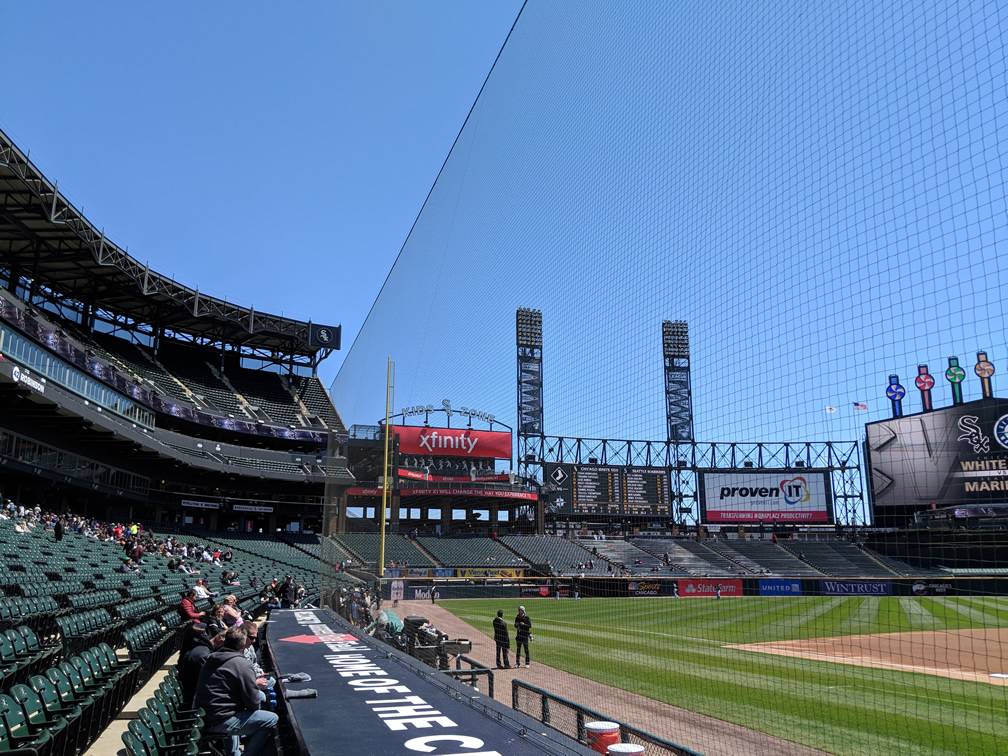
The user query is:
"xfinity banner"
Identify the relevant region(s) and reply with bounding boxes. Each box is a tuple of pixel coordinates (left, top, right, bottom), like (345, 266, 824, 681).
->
(391, 425, 512, 459)
(698, 469, 833, 524)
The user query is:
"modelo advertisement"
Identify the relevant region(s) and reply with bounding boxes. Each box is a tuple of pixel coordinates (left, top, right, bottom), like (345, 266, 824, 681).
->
(676, 578, 742, 598)
(391, 425, 512, 460)
(866, 397, 1008, 507)
(698, 470, 833, 524)
(759, 579, 803, 596)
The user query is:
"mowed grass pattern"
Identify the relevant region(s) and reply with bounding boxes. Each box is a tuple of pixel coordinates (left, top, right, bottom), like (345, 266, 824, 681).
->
(442, 597, 1008, 755)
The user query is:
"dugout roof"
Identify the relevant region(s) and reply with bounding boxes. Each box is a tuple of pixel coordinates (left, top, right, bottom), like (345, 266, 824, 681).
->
(0, 129, 331, 358)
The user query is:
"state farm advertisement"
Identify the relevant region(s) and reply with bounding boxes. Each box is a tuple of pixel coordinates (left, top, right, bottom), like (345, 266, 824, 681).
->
(392, 425, 512, 459)
(676, 578, 742, 598)
(698, 470, 833, 524)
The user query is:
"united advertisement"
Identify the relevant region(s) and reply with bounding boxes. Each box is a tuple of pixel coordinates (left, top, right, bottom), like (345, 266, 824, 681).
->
(391, 425, 512, 460)
(866, 397, 1008, 508)
(698, 470, 833, 524)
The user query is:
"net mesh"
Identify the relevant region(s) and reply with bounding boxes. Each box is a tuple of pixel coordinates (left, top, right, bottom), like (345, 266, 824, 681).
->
(330, 2, 1008, 753)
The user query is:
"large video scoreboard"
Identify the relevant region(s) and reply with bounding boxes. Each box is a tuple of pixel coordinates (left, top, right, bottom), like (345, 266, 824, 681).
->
(544, 463, 669, 516)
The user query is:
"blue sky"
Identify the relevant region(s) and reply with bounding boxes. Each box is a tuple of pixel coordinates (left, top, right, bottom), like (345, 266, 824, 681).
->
(5, 3, 1008, 527)
(1, 1, 521, 386)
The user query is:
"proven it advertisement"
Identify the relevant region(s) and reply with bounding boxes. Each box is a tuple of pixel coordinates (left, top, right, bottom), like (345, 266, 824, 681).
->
(698, 470, 832, 524)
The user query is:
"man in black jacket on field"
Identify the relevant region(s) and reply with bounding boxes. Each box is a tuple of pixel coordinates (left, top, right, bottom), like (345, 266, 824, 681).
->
(514, 605, 532, 668)
(196, 626, 277, 756)
(492, 609, 510, 669)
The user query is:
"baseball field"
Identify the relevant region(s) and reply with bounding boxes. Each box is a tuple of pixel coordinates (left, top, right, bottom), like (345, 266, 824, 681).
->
(442, 596, 1008, 755)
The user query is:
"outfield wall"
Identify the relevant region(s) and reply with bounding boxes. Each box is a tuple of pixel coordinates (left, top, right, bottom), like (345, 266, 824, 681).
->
(383, 577, 1008, 601)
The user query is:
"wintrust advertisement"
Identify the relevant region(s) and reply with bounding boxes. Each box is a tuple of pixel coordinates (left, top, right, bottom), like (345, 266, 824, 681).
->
(699, 470, 833, 524)
(391, 425, 512, 459)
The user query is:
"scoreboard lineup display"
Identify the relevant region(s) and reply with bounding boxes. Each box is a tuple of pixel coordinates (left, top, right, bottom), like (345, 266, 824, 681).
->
(623, 467, 669, 515)
(544, 463, 670, 516)
(573, 466, 621, 514)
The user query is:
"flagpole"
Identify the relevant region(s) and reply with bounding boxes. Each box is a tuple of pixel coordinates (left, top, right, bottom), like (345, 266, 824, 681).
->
(379, 356, 393, 578)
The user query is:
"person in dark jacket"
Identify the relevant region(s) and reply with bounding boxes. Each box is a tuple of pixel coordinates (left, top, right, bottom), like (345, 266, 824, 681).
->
(196, 626, 277, 756)
(514, 606, 532, 667)
(53, 519, 64, 542)
(492, 609, 510, 668)
(280, 576, 297, 608)
(178, 623, 222, 707)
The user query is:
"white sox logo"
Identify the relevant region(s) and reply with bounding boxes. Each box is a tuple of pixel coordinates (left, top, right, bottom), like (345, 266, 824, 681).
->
(957, 415, 990, 453)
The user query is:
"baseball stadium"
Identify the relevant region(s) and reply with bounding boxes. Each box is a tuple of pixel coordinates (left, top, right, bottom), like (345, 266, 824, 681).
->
(2, 2, 1008, 755)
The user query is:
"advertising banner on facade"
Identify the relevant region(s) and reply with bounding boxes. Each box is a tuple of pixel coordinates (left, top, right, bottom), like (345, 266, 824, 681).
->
(758, 579, 804, 596)
(392, 425, 512, 459)
(698, 470, 833, 523)
(676, 578, 743, 598)
(910, 581, 952, 596)
(456, 567, 525, 579)
(819, 580, 892, 595)
(627, 580, 663, 596)
(181, 499, 221, 510)
(866, 397, 1008, 508)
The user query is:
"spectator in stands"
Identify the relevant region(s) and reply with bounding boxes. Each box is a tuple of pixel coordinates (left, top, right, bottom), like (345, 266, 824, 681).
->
(280, 575, 297, 608)
(179, 623, 223, 706)
(196, 625, 278, 756)
(223, 548, 234, 562)
(193, 579, 213, 600)
(243, 621, 268, 680)
(179, 589, 205, 623)
(222, 595, 244, 627)
(53, 518, 64, 542)
(207, 604, 229, 637)
(514, 606, 532, 668)
(492, 609, 511, 668)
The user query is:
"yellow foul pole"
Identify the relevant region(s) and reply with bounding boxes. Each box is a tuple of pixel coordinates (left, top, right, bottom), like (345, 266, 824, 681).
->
(379, 356, 393, 578)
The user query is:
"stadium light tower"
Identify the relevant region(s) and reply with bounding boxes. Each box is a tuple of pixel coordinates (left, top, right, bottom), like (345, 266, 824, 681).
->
(662, 320, 694, 443)
(516, 308, 544, 533)
(516, 308, 544, 438)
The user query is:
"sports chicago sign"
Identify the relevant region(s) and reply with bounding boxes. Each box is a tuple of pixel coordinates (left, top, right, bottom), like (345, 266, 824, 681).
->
(392, 426, 512, 460)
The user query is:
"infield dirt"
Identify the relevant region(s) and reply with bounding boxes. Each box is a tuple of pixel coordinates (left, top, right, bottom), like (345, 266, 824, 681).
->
(726, 627, 1008, 685)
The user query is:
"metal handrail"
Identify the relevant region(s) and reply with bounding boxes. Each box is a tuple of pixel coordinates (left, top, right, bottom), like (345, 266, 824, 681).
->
(511, 678, 702, 756)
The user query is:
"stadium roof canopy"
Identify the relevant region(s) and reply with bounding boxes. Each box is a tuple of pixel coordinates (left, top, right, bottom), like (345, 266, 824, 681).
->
(0, 129, 337, 362)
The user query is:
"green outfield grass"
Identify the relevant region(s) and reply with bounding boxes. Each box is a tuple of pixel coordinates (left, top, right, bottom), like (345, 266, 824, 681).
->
(442, 596, 1008, 755)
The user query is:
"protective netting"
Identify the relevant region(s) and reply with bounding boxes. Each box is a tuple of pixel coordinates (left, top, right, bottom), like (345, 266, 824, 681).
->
(331, 2, 1008, 753)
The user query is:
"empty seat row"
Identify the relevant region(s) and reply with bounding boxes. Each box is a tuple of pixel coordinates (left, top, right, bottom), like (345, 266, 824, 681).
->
(123, 619, 179, 674)
(67, 590, 122, 611)
(0, 642, 141, 755)
(0, 626, 61, 690)
(123, 670, 212, 756)
(56, 610, 124, 655)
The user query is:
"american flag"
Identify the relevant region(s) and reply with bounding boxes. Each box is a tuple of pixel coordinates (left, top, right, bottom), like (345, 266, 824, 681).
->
(852, 402, 868, 411)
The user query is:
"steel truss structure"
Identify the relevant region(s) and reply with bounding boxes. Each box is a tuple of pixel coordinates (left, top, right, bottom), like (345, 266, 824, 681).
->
(518, 435, 864, 525)
(0, 129, 334, 371)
